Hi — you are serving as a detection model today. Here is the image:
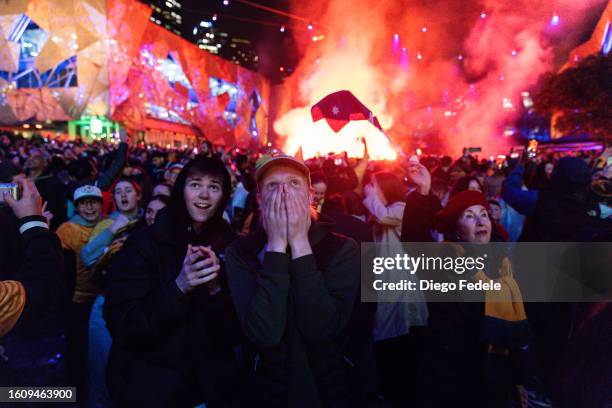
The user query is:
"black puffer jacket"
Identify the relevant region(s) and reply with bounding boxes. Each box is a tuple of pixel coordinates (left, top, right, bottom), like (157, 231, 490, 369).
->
(224, 221, 361, 408)
(104, 209, 238, 407)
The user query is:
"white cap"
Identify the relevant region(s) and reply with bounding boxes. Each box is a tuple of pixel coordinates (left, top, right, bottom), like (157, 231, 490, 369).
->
(168, 163, 184, 171)
(73, 185, 103, 202)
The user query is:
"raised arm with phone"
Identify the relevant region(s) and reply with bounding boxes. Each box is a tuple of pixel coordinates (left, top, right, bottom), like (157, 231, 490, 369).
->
(0, 176, 63, 336)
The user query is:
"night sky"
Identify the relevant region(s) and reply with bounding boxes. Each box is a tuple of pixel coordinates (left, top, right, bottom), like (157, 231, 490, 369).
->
(179, 0, 606, 83)
(180, 0, 300, 82)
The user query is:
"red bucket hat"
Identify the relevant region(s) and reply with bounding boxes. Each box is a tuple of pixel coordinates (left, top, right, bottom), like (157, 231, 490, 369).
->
(434, 190, 489, 234)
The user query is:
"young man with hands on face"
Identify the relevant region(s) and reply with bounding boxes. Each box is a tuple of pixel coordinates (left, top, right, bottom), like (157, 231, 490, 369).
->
(225, 154, 361, 408)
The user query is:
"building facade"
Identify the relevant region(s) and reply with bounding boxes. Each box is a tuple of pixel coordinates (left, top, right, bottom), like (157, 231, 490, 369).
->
(0, 0, 270, 147)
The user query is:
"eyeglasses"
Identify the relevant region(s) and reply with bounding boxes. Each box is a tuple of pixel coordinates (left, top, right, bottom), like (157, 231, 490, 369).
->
(78, 199, 102, 207)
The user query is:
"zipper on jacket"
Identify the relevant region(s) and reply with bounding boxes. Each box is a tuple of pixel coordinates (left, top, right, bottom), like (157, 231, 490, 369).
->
(253, 353, 260, 372)
(343, 355, 355, 368)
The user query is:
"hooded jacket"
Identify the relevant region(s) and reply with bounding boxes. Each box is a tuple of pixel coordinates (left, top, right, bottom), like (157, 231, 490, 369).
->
(224, 220, 360, 408)
(104, 157, 239, 407)
(104, 209, 238, 407)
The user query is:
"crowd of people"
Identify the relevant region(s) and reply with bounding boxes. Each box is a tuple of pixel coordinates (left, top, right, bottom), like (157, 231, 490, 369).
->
(0, 129, 611, 408)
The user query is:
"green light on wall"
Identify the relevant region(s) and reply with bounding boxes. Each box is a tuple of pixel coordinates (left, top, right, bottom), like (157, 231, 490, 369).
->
(68, 116, 121, 142)
(90, 117, 103, 134)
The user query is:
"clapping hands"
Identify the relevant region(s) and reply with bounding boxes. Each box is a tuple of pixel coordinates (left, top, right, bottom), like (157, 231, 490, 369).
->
(175, 245, 220, 294)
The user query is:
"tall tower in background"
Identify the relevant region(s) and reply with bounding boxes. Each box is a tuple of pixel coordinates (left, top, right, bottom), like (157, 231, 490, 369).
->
(144, 0, 183, 36)
(191, 19, 259, 71)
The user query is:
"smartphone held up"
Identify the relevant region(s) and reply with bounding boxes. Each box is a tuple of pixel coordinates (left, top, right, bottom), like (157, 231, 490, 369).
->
(0, 183, 21, 203)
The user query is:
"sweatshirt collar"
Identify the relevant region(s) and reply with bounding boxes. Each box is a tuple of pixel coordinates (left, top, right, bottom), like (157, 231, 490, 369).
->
(69, 214, 99, 227)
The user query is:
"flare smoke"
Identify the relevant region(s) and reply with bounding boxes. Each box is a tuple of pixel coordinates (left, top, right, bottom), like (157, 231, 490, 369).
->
(273, 0, 605, 158)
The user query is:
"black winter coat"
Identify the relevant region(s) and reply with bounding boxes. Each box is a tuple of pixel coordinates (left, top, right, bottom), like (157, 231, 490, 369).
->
(224, 221, 361, 408)
(0, 208, 64, 385)
(0, 208, 63, 333)
(104, 210, 239, 407)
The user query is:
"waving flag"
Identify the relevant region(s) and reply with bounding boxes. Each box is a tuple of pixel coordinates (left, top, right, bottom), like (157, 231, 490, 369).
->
(311, 90, 383, 133)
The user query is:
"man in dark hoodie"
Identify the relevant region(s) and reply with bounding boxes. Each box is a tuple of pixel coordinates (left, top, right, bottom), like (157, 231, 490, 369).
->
(104, 156, 239, 407)
(224, 154, 360, 408)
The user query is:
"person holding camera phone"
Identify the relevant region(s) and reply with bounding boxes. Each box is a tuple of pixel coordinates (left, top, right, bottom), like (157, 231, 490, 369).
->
(103, 156, 240, 407)
(0, 174, 63, 383)
(0, 174, 63, 332)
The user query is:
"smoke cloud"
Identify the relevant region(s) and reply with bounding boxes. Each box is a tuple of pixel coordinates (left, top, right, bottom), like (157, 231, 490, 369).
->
(274, 0, 605, 158)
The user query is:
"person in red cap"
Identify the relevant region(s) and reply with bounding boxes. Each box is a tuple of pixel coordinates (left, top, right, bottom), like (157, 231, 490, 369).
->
(433, 189, 492, 242)
(403, 161, 529, 408)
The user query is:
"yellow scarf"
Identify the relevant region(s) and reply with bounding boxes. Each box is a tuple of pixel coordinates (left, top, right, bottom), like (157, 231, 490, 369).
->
(474, 257, 527, 323)
(473, 256, 529, 352)
(444, 243, 529, 350)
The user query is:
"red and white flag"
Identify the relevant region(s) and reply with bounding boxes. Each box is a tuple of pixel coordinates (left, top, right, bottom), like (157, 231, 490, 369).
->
(311, 90, 383, 133)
